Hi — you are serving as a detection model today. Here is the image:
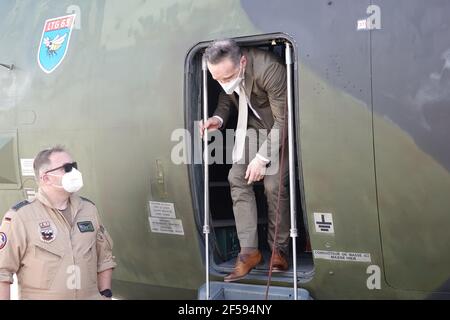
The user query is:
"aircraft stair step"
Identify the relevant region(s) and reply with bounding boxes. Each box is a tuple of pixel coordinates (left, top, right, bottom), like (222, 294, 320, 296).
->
(198, 281, 312, 300)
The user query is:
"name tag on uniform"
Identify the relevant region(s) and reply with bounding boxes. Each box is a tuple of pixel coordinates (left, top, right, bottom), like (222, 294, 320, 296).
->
(77, 221, 94, 233)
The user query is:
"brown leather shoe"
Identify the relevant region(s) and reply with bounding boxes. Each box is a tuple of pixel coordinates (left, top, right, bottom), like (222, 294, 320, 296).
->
(270, 249, 289, 272)
(224, 250, 263, 282)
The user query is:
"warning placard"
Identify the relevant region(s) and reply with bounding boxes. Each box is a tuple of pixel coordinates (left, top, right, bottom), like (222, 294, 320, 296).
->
(149, 217, 184, 236)
(149, 201, 176, 219)
(20, 159, 35, 176)
(313, 250, 371, 263)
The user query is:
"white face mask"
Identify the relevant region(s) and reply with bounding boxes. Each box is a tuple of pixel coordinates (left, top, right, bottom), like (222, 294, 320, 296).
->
(220, 64, 244, 95)
(48, 168, 84, 193)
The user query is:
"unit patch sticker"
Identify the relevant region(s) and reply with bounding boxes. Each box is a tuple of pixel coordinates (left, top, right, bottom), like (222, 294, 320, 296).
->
(149, 217, 184, 236)
(77, 221, 94, 233)
(39, 221, 57, 243)
(37, 14, 76, 73)
(313, 250, 371, 263)
(0, 232, 7, 250)
(314, 212, 334, 234)
(149, 201, 176, 219)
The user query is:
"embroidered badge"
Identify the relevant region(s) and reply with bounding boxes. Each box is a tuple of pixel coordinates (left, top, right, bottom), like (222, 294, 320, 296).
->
(0, 232, 7, 250)
(39, 221, 57, 243)
(37, 14, 76, 73)
(77, 221, 94, 233)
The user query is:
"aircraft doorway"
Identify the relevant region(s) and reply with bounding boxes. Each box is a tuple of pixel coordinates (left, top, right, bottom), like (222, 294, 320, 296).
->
(185, 34, 314, 285)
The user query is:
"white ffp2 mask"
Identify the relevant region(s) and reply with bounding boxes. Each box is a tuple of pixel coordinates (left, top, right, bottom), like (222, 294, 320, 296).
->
(48, 168, 84, 193)
(220, 65, 244, 95)
(61, 168, 84, 193)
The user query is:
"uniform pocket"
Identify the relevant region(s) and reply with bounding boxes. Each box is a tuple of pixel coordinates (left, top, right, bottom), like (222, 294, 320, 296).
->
(22, 243, 64, 289)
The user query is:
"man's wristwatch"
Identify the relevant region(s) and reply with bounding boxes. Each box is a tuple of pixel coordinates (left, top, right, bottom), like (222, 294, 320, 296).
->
(100, 289, 113, 298)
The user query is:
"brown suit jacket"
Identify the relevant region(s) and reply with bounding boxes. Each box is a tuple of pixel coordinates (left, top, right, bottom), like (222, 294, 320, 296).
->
(213, 47, 287, 162)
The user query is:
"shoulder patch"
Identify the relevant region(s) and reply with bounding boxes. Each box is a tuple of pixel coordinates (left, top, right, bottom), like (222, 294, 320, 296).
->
(80, 197, 95, 206)
(11, 200, 30, 212)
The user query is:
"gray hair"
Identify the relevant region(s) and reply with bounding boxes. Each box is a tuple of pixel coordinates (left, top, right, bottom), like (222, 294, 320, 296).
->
(33, 145, 68, 179)
(204, 39, 242, 66)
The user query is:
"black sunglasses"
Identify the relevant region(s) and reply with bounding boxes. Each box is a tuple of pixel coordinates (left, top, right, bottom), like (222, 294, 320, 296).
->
(45, 162, 78, 174)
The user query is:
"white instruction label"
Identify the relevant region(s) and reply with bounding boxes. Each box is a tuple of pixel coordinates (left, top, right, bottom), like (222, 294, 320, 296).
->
(149, 201, 176, 218)
(357, 19, 367, 30)
(149, 217, 184, 235)
(20, 159, 35, 176)
(24, 188, 36, 202)
(313, 250, 371, 263)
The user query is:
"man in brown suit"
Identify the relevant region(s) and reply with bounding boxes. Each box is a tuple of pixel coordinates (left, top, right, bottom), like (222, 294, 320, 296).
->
(200, 39, 290, 281)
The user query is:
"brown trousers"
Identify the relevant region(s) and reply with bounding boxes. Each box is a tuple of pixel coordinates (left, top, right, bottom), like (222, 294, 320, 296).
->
(227, 125, 290, 254)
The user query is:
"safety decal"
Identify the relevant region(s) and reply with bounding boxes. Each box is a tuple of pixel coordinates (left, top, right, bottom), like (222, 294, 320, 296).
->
(314, 212, 334, 234)
(37, 14, 76, 73)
